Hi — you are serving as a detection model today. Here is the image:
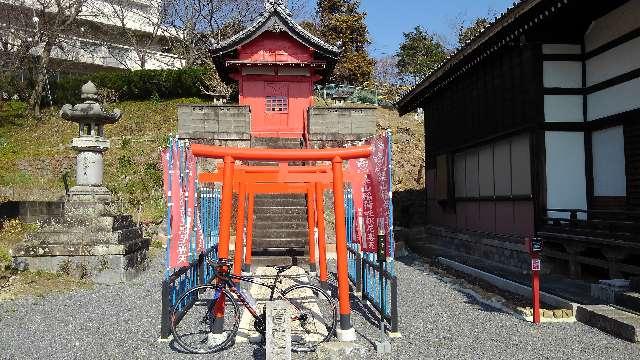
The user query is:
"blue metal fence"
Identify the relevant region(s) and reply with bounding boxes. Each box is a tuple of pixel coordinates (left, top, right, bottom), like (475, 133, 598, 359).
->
(160, 184, 221, 339)
(343, 135, 399, 333)
(345, 188, 362, 290)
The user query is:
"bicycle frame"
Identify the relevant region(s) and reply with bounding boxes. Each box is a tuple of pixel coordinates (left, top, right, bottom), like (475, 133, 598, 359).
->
(211, 267, 287, 320)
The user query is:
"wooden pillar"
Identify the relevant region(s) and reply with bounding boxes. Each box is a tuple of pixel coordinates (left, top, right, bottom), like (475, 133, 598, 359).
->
(332, 157, 355, 341)
(243, 191, 255, 273)
(315, 181, 328, 290)
(306, 184, 317, 273)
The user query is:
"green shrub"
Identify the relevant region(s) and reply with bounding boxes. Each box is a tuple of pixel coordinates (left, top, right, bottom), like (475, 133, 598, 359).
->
(49, 68, 208, 104)
(350, 89, 378, 105)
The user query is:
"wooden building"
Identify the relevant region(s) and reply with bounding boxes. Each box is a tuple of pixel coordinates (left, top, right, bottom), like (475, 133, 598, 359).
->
(210, 0, 340, 139)
(398, 0, 640, 280)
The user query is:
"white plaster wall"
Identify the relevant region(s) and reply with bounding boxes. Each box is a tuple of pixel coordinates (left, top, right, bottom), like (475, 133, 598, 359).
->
(588, 76, 640, 120)
(82, 0, 164, 33)
(543, 61, 582, 88)
(544, 95, 583, 122)
(50, 36, 183, 70)
(545, 131, 587, 219)
(592, 126, 627, 197)
(587, 36, 640, 86)
(542, 44, 581, 55)
(585, 0, 640, 52)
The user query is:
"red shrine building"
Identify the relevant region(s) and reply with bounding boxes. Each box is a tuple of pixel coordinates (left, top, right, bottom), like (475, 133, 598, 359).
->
(210, 0, 340, 139)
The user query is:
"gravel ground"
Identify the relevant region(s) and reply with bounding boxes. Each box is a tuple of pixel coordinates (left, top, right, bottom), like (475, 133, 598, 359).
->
(1, 251, 639, 359)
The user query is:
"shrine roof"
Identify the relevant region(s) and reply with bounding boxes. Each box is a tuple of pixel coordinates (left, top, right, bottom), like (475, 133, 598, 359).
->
(225, 60, 328, 68)
(209, 3, 340, 61)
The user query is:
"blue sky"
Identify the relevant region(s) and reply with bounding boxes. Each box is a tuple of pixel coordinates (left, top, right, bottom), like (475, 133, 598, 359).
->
(361, 0, 515, 57)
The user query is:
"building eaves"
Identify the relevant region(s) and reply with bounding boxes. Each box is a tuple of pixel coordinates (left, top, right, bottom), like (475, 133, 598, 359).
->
(397, 0, 565, 115)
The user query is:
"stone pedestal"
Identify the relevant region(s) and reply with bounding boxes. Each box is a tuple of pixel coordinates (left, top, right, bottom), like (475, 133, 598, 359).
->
(12, 200, 149, 283)
(266, 300, 291, 360)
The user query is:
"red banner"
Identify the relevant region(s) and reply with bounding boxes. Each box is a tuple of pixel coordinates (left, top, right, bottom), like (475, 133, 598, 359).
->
(352, 133, 391, 255)
(163, 140, 208, 270)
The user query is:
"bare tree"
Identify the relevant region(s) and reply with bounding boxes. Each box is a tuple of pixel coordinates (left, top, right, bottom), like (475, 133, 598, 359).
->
(88, 0, 169, 70)
(0, 0, 88, 116)
(160, 0, 262, 67)
(374, 55, 411, 104)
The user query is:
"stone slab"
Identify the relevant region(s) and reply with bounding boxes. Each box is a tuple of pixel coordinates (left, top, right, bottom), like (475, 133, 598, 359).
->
(266, 300, 291, 360)
(576, 305, 640, 343)
(13, 246, 149, 284)
(616, 292, 640, 313)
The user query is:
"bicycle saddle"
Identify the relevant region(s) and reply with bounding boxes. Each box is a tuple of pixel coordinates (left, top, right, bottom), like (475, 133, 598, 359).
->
(273, 264, 293, 273)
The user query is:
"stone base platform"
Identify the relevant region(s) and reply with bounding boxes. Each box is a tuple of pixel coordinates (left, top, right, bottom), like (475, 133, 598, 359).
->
(13, 240, 149, 284)
(11, 200, 150, 284)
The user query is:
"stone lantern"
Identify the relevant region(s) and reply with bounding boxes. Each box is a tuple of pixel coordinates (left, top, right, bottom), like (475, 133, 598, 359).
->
(60, 81, 121, 202)
(12, 82, 149, 284)
(332, 92, 349, 107)
(210, 92, 228, 105)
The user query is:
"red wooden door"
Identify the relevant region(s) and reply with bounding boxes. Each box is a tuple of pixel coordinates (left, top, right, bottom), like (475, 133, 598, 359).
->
(242, 77, 312, 138)
(264, 82, 289, 131)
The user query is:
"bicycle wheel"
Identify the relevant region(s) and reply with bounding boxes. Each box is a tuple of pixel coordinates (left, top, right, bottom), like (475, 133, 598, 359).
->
(171, 285, 240, 354)
(280, 284, 337, 352)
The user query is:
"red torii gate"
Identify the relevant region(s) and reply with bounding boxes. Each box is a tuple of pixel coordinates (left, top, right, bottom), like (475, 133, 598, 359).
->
(191, 144, 371, 341)
(199, 162, 362, 291)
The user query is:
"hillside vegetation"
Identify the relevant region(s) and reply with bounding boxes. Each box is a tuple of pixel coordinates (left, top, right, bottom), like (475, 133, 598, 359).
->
(0, 98, 206, 223)
(0, 100, 425, 225)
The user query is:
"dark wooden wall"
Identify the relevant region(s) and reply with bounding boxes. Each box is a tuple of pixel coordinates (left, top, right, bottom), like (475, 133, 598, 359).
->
(625, 121, 640, 209)
(423, 43, 543, 170)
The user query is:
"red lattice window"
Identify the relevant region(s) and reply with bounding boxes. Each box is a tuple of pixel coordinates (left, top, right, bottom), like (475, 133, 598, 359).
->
(266, 96, 288, 112)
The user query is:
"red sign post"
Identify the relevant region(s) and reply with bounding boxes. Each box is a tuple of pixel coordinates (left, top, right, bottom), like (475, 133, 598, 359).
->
(527, 236, 543, 324)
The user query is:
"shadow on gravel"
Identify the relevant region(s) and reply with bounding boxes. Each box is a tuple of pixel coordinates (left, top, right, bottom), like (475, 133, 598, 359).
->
(325, 272, 386, 348)
(396, 254, 510, 316)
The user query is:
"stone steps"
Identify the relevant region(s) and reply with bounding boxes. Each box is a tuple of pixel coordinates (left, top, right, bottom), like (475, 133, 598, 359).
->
(25, 227, 142, 245)
(251, 238, 307, 251)
(251, 192, 308, 254)
(253, 228, 308, 240)
(576, 305, 640, 343)
(254, 198, 307, 207)
(616, 292, 640, 313)
(254, 214, 307, 223)
(253, 221, 307, 231)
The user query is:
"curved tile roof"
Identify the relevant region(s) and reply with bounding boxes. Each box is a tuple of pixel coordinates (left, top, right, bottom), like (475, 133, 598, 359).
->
(210, 3, 340, 59)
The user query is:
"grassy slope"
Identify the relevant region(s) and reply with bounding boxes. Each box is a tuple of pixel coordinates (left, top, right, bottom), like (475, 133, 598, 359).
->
(0, 98, 206, 222)
(376, 107, 426, 192)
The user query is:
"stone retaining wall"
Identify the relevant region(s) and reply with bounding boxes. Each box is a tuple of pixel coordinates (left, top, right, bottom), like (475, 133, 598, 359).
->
(402, 225, 535, 275)
(308, 106, 376, 143)
(177, 104, 251, 140)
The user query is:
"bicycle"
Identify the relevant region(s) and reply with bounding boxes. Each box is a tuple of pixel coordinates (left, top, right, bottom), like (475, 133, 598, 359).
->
(170, 258, 337, 354)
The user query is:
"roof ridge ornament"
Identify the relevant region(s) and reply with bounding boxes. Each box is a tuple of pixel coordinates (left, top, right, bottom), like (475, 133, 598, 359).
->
(265, 0, 291, 16)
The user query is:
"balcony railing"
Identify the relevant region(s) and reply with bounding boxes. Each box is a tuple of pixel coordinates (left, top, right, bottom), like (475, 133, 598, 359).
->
(542, 208, 640, 243)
